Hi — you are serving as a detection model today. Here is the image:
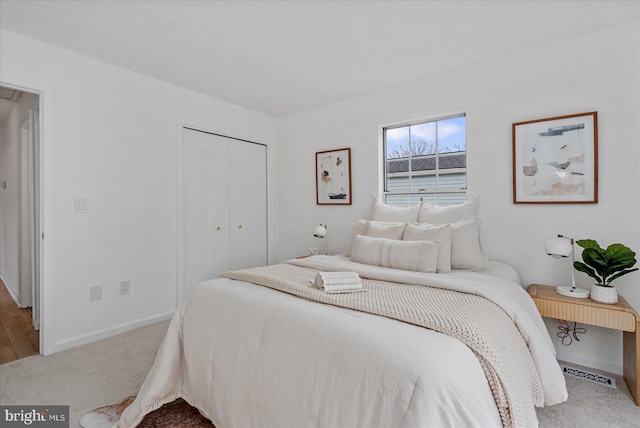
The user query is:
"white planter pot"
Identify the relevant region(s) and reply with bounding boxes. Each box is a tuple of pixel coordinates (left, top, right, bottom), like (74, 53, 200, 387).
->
(590, 284, 618, 304)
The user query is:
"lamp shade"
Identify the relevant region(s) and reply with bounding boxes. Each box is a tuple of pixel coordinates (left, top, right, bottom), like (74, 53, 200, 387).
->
(544, 236, 573, 259)
(313, 224, 327, 238)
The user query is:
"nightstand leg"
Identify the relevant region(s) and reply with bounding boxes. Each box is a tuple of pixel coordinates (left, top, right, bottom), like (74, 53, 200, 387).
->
(623, 326, 640, 406)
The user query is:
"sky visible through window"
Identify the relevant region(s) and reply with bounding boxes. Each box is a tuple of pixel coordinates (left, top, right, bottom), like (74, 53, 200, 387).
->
(386, 116, 466, 159)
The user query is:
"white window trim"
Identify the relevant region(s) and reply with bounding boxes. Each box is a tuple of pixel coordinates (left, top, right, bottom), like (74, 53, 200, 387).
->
(380, 113, 467, 205)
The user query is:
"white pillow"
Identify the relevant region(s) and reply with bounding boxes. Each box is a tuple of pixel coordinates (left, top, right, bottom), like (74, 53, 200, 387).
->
(372, 198, 421, 223)
(343, 219, 368, 257)
(418, 197, 478, 224)
(365, 221, 407, 240)
(351, 235, 439, 273)
(403, 223, 452, 273)
(450, 217, 489, 271)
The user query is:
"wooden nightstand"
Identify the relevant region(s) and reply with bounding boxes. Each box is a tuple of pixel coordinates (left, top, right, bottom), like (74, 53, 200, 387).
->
(527, 284, 640, 406)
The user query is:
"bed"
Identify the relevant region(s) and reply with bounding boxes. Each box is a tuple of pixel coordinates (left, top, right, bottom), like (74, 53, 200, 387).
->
(118, 200, 568, 428)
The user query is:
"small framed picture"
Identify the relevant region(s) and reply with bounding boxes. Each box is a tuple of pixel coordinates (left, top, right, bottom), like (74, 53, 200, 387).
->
(513, 112, 598, 204)
(316, 148, 352, 205)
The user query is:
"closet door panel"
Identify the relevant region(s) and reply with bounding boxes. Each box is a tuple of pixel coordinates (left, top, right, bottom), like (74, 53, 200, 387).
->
(229, 141, 267, 270)
(183, 129, 231, 295)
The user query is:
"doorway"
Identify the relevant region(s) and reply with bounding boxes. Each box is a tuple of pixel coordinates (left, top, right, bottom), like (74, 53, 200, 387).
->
(0, 85, 42, 362)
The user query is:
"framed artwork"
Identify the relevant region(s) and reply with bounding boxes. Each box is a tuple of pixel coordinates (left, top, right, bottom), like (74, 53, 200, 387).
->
(512, 112, 598, 204)
(316, 148, 352, 205)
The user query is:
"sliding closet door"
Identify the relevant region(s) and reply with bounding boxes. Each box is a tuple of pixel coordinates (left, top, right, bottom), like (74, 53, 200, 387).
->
(183, 129, 231, 295)
(229, 141, 267, 270)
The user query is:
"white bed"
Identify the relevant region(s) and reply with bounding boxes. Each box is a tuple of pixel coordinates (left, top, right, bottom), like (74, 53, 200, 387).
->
(118, 254, 567, 428)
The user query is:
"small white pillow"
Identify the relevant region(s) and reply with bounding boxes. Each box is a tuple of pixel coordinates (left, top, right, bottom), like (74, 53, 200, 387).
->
(418, 197, 478, 224)
(343, 219, 368, 257)
(365, 221, 407, 240)
(450, 217, 489, 271)
(351, 235, 439, 273)
(403, 223, 452, 273)
(372, 198, 421, 223)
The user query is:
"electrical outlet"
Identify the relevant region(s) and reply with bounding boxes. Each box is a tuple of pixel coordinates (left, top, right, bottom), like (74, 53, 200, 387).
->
(90, 286, 102, 301)
(119, 280, 131, 295)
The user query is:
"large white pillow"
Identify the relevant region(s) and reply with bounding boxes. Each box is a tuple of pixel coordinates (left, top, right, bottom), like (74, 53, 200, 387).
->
(418, 197, 478, 224)
(371, 198, 421, 223)
(343, 219, 368, 257)
(351, 235, 439, 273)
(403, 223, 452, 273)
(450, 217, 489, 271)
(365, 221, 407, 240)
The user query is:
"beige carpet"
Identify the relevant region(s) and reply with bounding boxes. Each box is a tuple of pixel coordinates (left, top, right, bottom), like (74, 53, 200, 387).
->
(536, 363, 640, 427)
(0, 321, 170, 427)
(2, 320, 639, 427)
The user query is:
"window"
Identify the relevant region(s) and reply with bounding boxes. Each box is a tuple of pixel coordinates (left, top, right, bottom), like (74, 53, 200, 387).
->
(383, 114, 466, 207)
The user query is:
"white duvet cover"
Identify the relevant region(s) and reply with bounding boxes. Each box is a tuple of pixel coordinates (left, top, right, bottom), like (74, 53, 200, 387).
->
(118, 256, 567, 428)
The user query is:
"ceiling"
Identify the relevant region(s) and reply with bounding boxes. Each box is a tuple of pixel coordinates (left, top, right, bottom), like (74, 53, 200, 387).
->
(1, 1, 639, 117)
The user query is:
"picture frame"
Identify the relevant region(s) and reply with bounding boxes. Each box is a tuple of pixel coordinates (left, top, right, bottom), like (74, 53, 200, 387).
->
(512, 112, 598, 204)
(316, 148, 352, 205)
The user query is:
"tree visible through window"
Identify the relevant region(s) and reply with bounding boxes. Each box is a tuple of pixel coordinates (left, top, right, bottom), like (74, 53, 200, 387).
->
(384, 114, 466, 207)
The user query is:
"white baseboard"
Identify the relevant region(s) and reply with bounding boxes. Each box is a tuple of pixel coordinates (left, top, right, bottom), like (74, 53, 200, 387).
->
(53, 311, 174, 353)
(556, 348, 623, 375)
(0, 270, 21, 306)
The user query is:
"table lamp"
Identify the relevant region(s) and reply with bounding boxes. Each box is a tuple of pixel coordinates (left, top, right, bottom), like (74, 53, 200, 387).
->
(313, 224, 328, 255)
(544, 234, 590, 298)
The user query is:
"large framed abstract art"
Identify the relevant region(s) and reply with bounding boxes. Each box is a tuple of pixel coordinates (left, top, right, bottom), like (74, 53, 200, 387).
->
(512, 112, 598, 204)
(316, 147, 352, 205)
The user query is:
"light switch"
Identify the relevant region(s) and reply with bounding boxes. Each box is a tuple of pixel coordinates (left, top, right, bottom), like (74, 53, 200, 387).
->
(74, 198, 87, 213)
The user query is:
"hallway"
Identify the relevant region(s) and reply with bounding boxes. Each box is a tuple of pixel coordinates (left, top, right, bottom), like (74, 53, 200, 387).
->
(0, 279, 38, 363)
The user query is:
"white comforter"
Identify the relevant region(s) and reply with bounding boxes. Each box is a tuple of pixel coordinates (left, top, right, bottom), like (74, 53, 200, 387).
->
(118, 256, 567, 428)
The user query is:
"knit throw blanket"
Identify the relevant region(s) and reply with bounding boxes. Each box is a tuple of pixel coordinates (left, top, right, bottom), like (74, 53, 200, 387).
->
(221, 263, 543, 428)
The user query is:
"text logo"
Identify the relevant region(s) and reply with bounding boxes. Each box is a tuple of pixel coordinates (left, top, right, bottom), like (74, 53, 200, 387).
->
(1, 406, 69, 427)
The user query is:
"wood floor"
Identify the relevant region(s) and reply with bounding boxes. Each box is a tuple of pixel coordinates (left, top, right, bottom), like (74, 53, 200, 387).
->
(0, 279, 39, 364)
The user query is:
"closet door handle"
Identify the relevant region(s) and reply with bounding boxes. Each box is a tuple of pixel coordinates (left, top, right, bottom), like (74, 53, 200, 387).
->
(216, 226, 221, 231)
(238, 224, 243, 229)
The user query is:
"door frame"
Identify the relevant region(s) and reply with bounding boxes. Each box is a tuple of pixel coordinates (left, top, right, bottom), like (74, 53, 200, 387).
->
(176, 121, 272, 307)
(19, 109, 36, 312)
(1, 80, 54, 355)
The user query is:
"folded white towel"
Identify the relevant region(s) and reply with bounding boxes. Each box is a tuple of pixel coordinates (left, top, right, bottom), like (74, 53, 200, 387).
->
(319, 277, 362, 286)
(316, 271, 360, 279)
(314, 272, 360, 286)
(310, 280, 365, 294)
(324, 279, 362, 290)
(313, 271, 363, 293)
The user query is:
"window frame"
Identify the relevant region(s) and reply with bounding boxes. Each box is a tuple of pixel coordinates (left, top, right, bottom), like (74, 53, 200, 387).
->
(381, 113, 467, 206)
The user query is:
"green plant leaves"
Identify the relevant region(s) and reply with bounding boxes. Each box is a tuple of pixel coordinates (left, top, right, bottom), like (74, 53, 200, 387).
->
(573, 261, 601, 283)
(608, 268, 639, 284)
(576, 239, 602, 251)
(574, 239, 638, 286)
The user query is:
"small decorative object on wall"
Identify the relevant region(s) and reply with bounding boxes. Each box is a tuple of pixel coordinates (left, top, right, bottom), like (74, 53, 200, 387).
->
(573, 239, 638, 304)
(316, 148, 352, 205)
(513, 111, 598, 204)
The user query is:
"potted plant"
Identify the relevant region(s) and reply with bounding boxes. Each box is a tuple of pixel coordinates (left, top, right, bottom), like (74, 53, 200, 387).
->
(573, 239, 638, 304)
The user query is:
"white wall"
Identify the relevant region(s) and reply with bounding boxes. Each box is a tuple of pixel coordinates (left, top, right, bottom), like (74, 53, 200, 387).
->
(277, 22, 640, 374)
(0, 30, 278, 352)
(0, 91, 39, 302)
